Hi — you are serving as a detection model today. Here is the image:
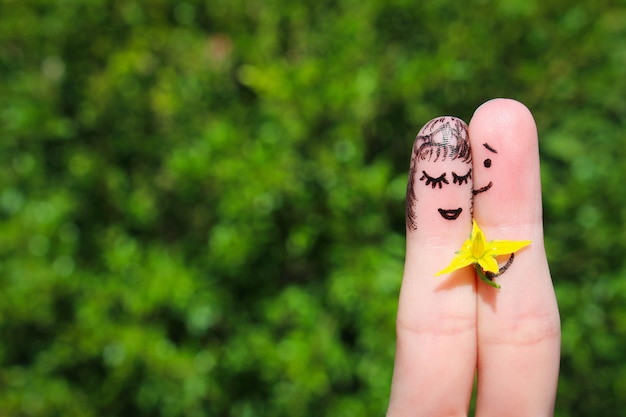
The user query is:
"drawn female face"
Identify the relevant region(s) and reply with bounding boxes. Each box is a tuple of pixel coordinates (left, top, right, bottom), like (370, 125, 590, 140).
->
(406, 117, 473, 231)
(419, 156, 472, 220)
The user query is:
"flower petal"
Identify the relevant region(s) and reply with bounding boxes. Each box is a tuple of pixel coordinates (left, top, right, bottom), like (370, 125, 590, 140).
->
(471, 228, 487, 259)
(489, 239, 531, 256)
(471, 219, 480, 237)
(435, 254, 475, 276)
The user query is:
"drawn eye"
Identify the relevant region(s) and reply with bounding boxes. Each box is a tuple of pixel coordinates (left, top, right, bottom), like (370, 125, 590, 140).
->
(452, 169, 472, 185)
(420, 171, 449, 189)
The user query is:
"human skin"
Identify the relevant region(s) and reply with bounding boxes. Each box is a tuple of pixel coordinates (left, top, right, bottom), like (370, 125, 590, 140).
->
(387, 99, 560, 416)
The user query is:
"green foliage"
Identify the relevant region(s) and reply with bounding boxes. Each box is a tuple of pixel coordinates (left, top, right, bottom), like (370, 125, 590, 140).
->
(1, 0, 626, 415)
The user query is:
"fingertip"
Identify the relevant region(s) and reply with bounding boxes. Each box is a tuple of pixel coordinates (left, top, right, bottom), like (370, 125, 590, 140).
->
(473, 98, 533, 122)
(471, 99, 537, 157)
(468, 98, 542, 232)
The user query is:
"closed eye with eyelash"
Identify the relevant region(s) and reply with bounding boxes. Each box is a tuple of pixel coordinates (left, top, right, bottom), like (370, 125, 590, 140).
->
(420, 171, 448, 189)
(452, 169, 472, 185)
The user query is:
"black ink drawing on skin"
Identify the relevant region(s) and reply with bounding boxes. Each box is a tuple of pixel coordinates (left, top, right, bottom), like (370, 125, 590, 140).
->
(472, 182, 492, 195)
(473, 142, 517, 280)
(420, 171, 448, 188)
(486, 253, 514, 280)
(472, 143, 497, 195)
(406, 117, 472, 229)
(452, 169, 472, 185)
(483, 142, 498, 154)
(438, 208, 462, 220)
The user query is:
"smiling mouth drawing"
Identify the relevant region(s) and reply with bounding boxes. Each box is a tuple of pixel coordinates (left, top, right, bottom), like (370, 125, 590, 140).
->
(472, 181, 493, 195)
(438, 208, 462, 220)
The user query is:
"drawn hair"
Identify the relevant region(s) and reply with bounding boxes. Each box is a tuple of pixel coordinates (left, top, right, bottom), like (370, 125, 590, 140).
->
(406, 117, 471, 231)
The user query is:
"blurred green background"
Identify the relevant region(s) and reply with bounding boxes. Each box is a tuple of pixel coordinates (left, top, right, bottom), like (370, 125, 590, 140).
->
(2, 0, 626, 415)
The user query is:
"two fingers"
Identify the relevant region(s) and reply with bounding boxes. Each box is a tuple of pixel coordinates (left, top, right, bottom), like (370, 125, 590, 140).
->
(388, 99, 560, 416)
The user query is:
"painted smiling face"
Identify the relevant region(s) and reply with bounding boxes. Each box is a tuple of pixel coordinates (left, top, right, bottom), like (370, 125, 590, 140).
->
(407, 117, 473, 231)
(472, 142, 497, 196)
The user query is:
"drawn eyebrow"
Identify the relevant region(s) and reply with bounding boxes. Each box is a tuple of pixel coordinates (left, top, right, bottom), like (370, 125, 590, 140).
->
(483, 143, 498, 154)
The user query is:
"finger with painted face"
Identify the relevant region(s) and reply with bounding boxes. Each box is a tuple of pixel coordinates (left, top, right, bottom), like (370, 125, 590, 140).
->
(406, 117, 474, 231)
(469, 99, 560, 416)
(388, 117, 476, 416)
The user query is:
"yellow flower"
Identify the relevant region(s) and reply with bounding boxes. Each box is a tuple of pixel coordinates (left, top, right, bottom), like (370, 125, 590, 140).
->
(436, 220, 530, 288)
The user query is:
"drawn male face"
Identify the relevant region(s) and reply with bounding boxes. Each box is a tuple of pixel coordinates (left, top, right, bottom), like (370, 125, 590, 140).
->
(469, 135, 518, 280)
(472, 142, 497, 196)
(406, 117, 473, 231)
